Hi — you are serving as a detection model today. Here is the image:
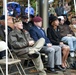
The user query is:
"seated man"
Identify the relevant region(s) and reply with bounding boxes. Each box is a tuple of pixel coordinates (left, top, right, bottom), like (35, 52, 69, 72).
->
(8, 17, 46, 75)
(21, 15, 29, 31)
(58, 16, 76, 57)
(0, 17, 6, 59)
(29, 16, 65, 73)
(69, 16, 76, 37)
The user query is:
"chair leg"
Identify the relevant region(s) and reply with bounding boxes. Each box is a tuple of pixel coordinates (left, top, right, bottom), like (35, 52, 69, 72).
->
(19, 62, 26, 75)
(32, 60, 38, 71)
(0, 66, 5, 75)
(15, 64, 23, 75)
(10, 53, 26, 75)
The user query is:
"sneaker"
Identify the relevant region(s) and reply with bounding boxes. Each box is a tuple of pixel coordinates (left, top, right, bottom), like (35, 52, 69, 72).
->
(70, 52, 75, 57)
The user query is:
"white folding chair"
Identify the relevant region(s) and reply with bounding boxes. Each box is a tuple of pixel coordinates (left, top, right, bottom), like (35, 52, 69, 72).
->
(0, 41, 26, 75)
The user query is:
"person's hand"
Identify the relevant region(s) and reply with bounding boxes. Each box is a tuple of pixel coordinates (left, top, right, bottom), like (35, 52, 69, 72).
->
(47, 43, 52, 47)
(60, 42, 64, 45)
(67, 34, 72, 37)
(29, 41, 34, 46)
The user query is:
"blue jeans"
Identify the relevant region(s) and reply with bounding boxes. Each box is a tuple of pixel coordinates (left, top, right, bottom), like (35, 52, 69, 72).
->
(61, 36, 76, 51)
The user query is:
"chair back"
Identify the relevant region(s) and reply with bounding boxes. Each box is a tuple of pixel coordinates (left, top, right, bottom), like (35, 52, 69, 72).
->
(0, 41, 8, 52)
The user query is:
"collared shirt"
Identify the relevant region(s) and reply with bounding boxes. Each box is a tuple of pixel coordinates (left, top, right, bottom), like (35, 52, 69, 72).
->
(37, 27, 45, 36)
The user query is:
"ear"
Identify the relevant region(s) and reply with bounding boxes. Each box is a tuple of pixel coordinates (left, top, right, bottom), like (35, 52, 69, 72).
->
(34, 22, 36, 24)
(14, 23, 17, 27)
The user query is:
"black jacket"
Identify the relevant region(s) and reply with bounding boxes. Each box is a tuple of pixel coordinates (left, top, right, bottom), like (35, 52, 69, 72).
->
(22, 22, 30, 31)
(47, 25, 62, 45)
(0, 25, 5, 41)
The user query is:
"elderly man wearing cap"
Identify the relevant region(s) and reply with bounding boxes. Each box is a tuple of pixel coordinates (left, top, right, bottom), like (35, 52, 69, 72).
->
(21, 15, 29, 31)
(29, 16, 65, 73)
(8, 17, 47, 75)
(21, 15, 34, 31)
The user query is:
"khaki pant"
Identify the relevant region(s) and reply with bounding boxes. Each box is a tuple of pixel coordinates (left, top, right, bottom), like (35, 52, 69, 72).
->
(20, 38, 46, 75)
(33, 52, 46, 75)
(29, 38, 45, 53)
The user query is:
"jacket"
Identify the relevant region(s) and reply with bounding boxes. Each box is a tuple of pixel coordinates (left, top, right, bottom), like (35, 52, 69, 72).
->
(0, 25, 5, 41)
(47, 25, 61, 45)
(69, 24, 76, 36)
(9, 28, 34, 56)
(59, 24, 75, 38)
(29, 25, 51, 46)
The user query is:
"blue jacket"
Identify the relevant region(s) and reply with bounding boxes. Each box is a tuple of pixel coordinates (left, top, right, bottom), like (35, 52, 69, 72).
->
(29, 25, 51, 46)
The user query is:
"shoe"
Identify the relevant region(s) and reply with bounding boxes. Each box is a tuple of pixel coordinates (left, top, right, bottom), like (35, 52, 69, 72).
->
(47, 67, 58, 74)
(70, 52, 75, 57)
(28, 52, 39, 58)
(55, 65, 66, 71)
(24, 60, 34, 67)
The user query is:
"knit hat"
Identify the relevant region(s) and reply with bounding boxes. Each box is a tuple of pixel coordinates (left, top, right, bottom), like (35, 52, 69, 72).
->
(49, 15, 58, 24)
(33, 16, 42, 22)
(58, 16, 64, 20)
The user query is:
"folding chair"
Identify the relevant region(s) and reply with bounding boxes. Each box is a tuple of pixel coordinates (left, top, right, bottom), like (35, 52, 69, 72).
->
(10, 44, 40, 75)
(0, 41, 26, 75)
(11, 48, 37, 71)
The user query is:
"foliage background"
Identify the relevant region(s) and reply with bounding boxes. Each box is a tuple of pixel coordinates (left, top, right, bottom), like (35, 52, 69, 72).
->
(2, 0, 75, 16)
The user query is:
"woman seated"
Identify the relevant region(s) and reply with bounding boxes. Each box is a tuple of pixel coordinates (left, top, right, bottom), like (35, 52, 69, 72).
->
(47, 15, 70, 68)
